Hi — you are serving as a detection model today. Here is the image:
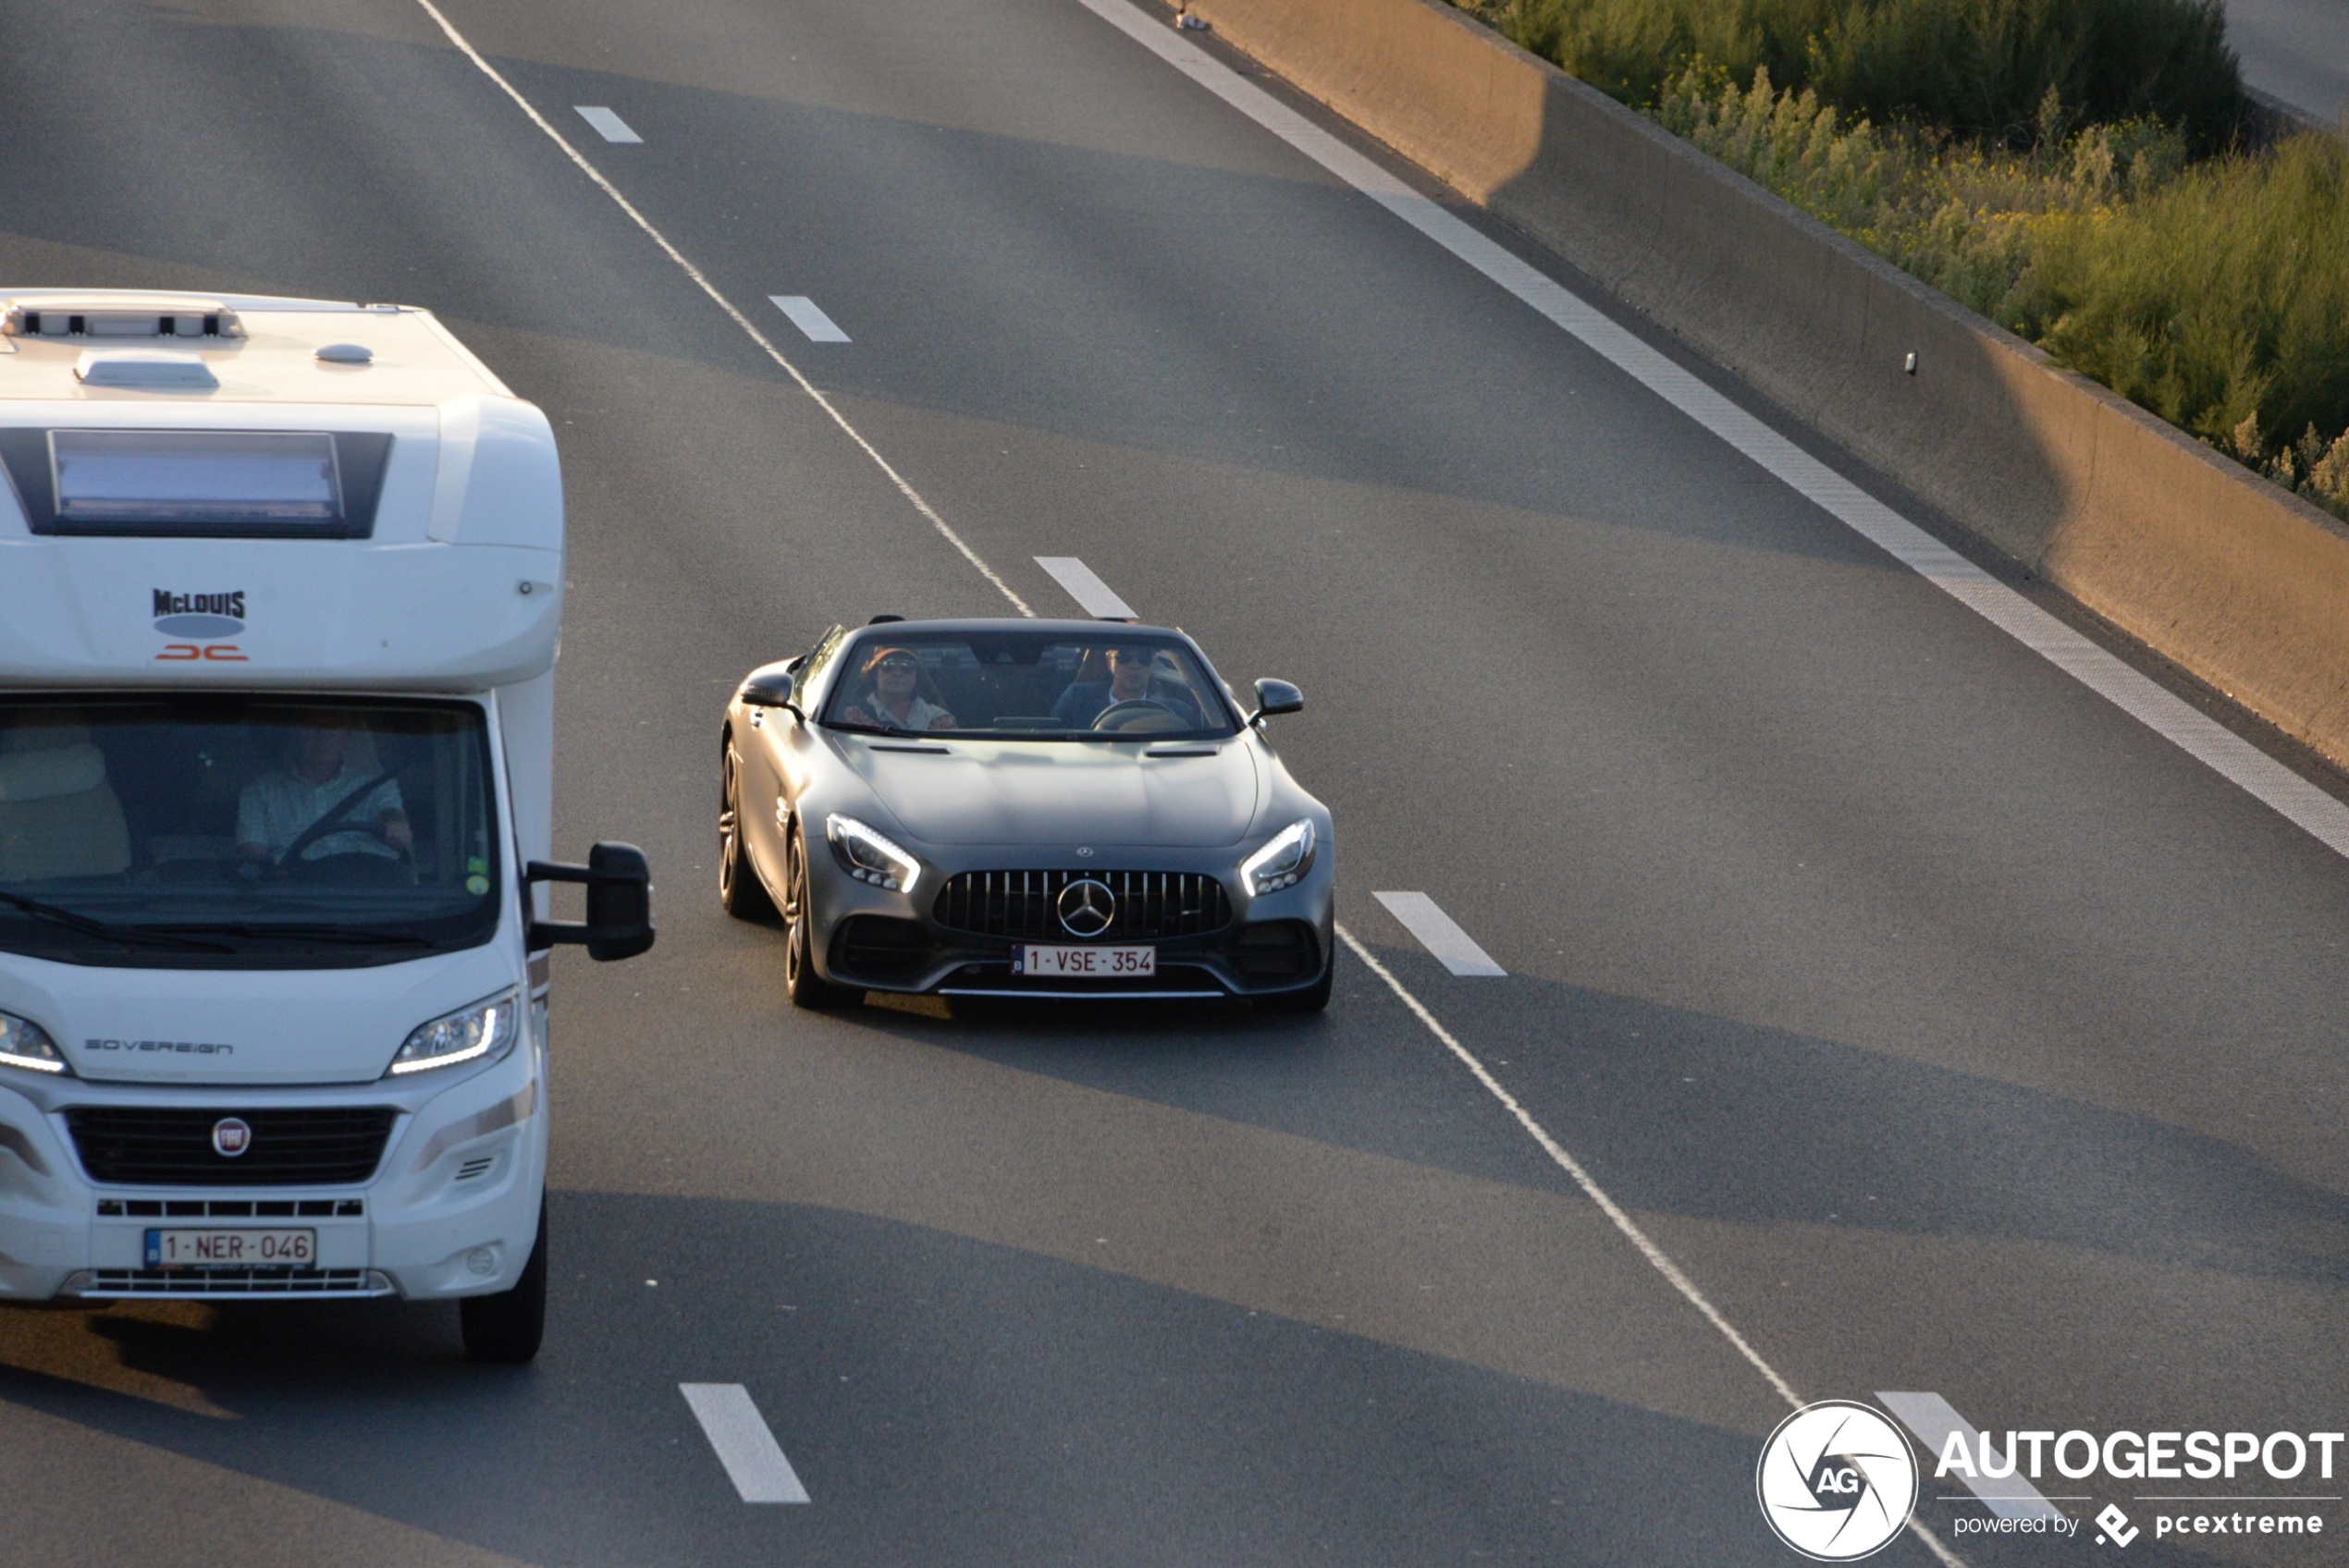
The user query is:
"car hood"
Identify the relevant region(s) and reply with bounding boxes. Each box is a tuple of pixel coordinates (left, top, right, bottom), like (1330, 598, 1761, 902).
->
(844, 739, 1261, 848)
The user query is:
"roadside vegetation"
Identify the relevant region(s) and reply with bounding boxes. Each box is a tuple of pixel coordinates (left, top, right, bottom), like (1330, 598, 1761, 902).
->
(1452, 0, 2349, 520)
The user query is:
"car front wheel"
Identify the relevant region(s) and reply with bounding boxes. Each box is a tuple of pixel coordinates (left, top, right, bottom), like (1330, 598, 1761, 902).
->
(783, 827, 859, 1010)
(719, 743, 776, 921)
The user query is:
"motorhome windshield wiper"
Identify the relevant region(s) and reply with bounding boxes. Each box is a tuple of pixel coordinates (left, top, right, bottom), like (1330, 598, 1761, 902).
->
(0, 890, 236, 953)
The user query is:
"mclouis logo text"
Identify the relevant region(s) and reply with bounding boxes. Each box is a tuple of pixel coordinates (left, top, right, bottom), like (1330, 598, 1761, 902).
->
(152, 587, 246, 639)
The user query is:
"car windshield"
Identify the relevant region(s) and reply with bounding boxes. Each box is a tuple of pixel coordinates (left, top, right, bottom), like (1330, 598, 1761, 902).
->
(819, 631, 1238, 741)
(0, 696, 499, 968)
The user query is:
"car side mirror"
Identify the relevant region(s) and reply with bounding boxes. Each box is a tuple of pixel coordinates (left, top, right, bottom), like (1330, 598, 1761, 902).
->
(527, 842, 656, 962)
(739, 678, 803, 719)
(1248, 679, 1304, 725)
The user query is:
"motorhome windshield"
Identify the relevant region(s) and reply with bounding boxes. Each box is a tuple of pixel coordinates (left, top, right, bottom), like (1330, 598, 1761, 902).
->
(0, 697, 499, 968)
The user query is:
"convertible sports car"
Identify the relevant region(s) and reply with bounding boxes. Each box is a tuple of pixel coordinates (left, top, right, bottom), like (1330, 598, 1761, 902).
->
(717, 618, 1334, 1011)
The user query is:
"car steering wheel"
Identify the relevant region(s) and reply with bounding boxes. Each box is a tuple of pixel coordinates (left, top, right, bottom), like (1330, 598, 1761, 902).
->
(1091, 699, 1187, 734)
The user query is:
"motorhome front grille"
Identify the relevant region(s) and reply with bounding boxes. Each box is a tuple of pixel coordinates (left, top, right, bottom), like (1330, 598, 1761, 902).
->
(65, 1108, 398, 1186)
(81, 1268, 390, 1298)
(932, 870, 1233, 940)
(95, 1197, 363, 1219)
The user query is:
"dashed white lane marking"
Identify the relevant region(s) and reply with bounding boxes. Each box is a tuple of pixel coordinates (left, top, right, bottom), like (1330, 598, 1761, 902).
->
(1076, 0, 2349, 868)
(770, 295, 851, 343)
(572, 106, 642, 143)
(1878, 1391, 2063, 1522)
(409, 0, 1033, 617)
(679, 1384, 811, 1503)
(1034, 557, 1138, 619)
(1334, 924, 1968, 1568)
(1370, 891, 1506, 975)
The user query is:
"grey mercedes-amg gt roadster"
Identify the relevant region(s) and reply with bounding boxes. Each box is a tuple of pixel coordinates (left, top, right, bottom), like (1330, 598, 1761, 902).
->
(717, 618, 1334, 1011)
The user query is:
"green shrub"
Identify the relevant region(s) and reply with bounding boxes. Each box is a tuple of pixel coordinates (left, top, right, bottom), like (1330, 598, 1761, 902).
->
(2022, 134, 2349, 483)
(1650, 62, 2349, 517)
(1461, 0, 2245, 148)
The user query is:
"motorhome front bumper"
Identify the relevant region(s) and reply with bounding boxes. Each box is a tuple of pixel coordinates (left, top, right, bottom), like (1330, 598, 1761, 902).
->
(0, 1033, 547, 1303)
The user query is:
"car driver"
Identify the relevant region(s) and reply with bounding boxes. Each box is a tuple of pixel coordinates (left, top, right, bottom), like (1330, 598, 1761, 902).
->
(1050, 646, 1201, 729)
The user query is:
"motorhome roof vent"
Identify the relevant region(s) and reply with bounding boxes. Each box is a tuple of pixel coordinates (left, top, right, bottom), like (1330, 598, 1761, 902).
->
(4, 296, 243, 339)
(73, 350, 219, 390)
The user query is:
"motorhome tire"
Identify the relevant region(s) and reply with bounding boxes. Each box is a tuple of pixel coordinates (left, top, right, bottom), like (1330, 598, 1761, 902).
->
(460, 1197, 548, 1365)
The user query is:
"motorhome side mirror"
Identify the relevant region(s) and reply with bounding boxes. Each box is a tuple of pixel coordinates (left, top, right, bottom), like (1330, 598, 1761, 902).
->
(1248, 679, 1305, 724)
(526, 842, 656, 962)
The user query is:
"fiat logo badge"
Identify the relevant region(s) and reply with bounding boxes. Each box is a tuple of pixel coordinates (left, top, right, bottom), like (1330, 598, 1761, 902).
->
(1056, 877, 1116, 938)
(211, 1117, 252, 1158)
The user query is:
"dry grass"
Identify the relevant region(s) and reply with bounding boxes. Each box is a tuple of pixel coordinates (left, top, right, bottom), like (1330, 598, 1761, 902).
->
(1647, 62, 2349, 515)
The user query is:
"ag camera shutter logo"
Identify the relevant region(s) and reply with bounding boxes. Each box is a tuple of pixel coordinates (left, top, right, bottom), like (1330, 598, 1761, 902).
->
(1756, 1401, 1919, 1560)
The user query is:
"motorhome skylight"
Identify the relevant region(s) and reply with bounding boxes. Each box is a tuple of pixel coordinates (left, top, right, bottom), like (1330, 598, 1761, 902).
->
(51, 430, 341, 524)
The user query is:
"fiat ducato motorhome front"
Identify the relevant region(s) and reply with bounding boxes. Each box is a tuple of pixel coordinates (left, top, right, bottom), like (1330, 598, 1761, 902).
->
(0, 290, 651, 1363)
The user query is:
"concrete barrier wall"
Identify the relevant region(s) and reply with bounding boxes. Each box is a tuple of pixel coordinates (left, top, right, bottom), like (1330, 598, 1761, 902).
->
(1187, 0, 2349, 766)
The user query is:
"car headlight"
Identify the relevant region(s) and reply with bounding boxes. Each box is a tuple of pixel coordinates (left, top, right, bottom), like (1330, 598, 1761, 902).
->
(827, 814, 920, 894)
(388, 987, 520, 1076)
(0, 1010, 68, 1075)
(1241, 818, 1316, 895)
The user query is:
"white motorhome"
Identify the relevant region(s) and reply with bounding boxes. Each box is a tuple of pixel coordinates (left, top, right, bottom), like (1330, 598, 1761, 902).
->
(0, 290, 651, 1362)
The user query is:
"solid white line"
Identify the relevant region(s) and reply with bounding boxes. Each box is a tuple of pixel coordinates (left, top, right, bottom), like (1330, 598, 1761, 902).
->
(770, 295, 851, 343)
(1371, 891, 1506, 975)
(1877, 1391, 2063, 1522)
(679, 1383, 811, 1503)
(572, 106, 642, 143)
(1336, 924, 1967, 1568)
(1074, 0, 2349, 865)
(407, 0, 1034, 618)
(1034, 556, 1138, 619)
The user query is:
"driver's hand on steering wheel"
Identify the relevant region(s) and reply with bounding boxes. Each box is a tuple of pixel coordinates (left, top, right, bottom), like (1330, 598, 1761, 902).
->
(381, 812, 414, 852)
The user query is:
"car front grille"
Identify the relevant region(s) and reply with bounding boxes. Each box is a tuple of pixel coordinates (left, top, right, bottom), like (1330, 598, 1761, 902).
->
(932, 870, 1234, 941)
(1234, 920, 1322, 982)
(65, 1107, 399, 1186)
(830, 914, 936, 983)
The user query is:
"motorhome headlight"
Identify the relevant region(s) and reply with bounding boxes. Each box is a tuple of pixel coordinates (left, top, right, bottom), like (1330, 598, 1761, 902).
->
(1241, 819, 1317, 895)
(388, 988, 520, 1076)
(826, 815, 920, 894)
(0, 1011, 68, 1075)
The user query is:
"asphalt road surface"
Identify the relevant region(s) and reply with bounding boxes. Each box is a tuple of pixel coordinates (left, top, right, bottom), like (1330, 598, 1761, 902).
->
(4, 1, 2346, 1563)
(2228, 0, 2349, 126)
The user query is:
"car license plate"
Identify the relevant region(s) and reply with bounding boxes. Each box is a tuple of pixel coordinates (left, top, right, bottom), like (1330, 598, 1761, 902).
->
(1013, 943, 1156, 977)
(144, 1228, 316, 1268)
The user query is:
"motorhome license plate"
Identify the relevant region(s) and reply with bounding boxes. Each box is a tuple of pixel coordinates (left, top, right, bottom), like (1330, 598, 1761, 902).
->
(1013, 944, 1155, 977)
(144, 1229, 315, 1268)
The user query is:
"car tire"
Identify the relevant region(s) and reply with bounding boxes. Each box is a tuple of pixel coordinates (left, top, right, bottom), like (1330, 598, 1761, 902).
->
(1255, 945, 1335, 1013)
(784, 827, 859, 1010)
(719, 742, 776, 921)
(460, 1196, 547, 1365)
